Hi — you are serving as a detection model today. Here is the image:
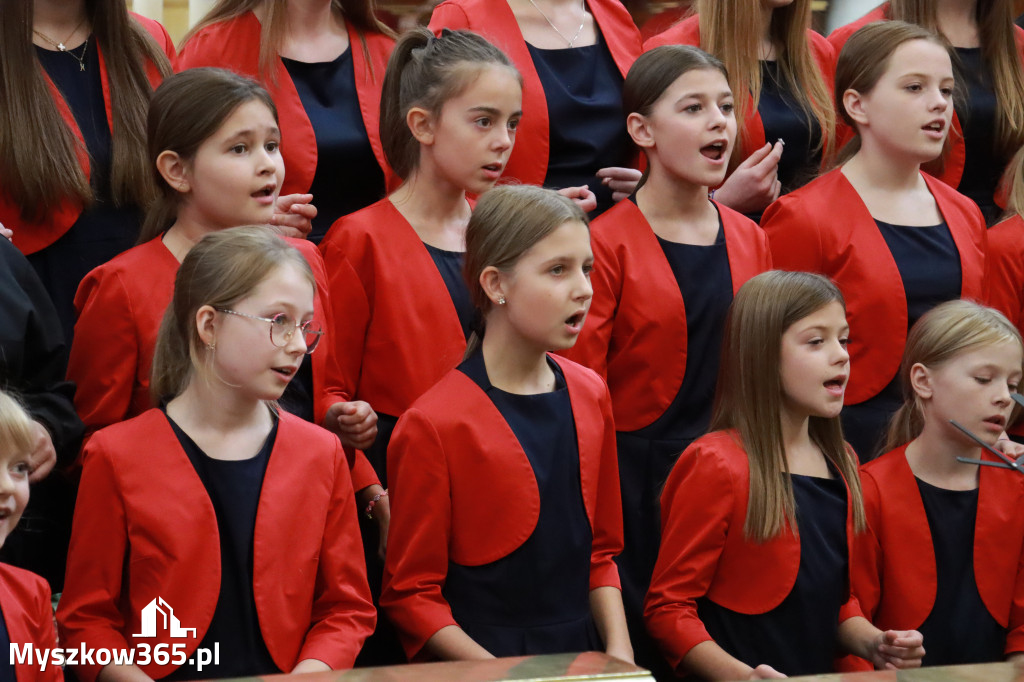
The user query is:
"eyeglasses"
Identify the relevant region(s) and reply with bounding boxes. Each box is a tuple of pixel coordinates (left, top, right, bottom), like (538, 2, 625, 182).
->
(215, 309, 323, 353)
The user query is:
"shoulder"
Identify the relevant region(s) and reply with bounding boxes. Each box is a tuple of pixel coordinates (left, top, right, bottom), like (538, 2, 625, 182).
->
(718, 202, 762, 234)
(551, 354, 609, 398)
(827, 6, 886, 52)
(178, 13, 258, 64)
(643, 14, 699, 50)
(0, 563, 49, 601)
(88, 238, 169, 277)
(806, 27, 835, 64)
(429, 0, 476, 26)
(323, 199, 394, 243)
(87, 409, 167, 455)
(589, 199, 643, 244)
(683, 431, 749, 475)
(281, 235, 321, 261)
(924, 174, 985, 225)
(861, 444, 910, 483)
(129, 12, 174, 53)
(77, 238, 172, 296)
(276, 411, 342, 456)
(989, 215, 1024, 253)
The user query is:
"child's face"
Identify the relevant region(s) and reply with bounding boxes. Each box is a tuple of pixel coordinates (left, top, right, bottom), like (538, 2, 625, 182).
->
(0, 444, 30, 549)
(779, 301, 850, 423)
(916, 341, 1023, 447)
(182, 100, 284, 230)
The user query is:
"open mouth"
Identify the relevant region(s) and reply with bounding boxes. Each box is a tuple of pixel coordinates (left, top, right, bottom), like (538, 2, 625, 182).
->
(252, 186, 276, 199)
(565, 311, 586, 327)
(984, 415, 1007, 428)
(700, 141, 727, 161)
(272, 366, 296, 378)
(824, 377, 846, 393)
(922, 121, 945, 134)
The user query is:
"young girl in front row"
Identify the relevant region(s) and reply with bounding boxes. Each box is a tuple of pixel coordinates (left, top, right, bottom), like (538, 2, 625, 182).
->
(57, 227, 375, 681)
(562, 44, 771, 675)
(645, 271, 925, 680)
(381, 186, 630, 663)
(852, 300, 1024, 666)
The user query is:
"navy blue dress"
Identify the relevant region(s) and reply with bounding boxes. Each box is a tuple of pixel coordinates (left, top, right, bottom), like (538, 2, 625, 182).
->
(282, 49, 387, 244)
(758, 61, 821, 199)
(698, 471, 848, 678)
(528, 34, 630, 216)
(916, 478, 1006, 665)
(30, 41, 143, 347)
(954, 48, 1005, 226)
(164, 412, 279, 680)
(841, 221, 961, 461)
(446, 349, 599, 656)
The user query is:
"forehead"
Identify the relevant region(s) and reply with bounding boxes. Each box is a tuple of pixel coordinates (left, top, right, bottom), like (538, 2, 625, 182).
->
(786, 300, 848, 333)
(519, 220, 592, 260)
(945, 340, 1024, 372)
(881, 39, 953, 80)
(443, 64, 522, 109)
(661, 67, 731, 101)
(244, 262, 315, 306)
(212, 99, 278, 136)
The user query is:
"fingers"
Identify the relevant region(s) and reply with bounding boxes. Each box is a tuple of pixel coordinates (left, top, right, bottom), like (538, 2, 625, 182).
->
(27, 422, 56, 483)
(557, 186, 598, 213)
(749, 664, 787, 679)
(0, 223, 11, 241)
(737, 142, 774, 169)
(275, 193, 314, 213)
(597, 166, 642, 197)
(265, 221, 308, 239)
(875, 630, 925, 669)
(335, 401, 378, 450)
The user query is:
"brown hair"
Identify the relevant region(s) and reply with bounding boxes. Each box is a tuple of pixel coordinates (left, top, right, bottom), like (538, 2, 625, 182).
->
(1004, 144, 1024, 219)
(463, 185, 586, 356)
(622, 44, 730, 189)
(885, 299, 1023, 450)
(380, 27, 520, 180)
(139, 68, 278, 244)
(711, 270, 865, 541)
(0, 390, 35, 459)
(0, 0, 172, 223)
(694, 0, 835, 167)
(151, 226, 314, 404)
(183, 0, 394, 83)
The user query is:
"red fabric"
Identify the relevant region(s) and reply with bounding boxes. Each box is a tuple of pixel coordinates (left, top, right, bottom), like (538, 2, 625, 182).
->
(56, 410, 375, 681)
(985, 214, 1024, 328)
(319, 199, 467, 419)
(563, 199, 771, 430)
(0, 563, 62, 682)
(427, 0, 642, 187)
(175, 11, 396, 195)
(4, 14, 174, 256)
(643, 15, 836, 164)
(853, 445, 1024, 654)
(760, 168, 987, 405)
(380, 356, 623, 660)
(644, 431, 862, 671)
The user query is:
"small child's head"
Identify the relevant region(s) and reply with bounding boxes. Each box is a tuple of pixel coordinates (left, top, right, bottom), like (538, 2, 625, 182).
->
(835, 21, 954, 165)
(380, 27, 522, 189)
(463, 185, 590, 355)
(0, 391, 33, 548)
(886, 300, 1024, 450)
(140, 68, 283, 243)
(623, 45, 735, 190)
(152, 226, 318, 405)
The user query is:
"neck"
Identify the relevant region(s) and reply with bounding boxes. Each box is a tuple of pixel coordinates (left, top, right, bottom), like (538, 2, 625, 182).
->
(480, 315, 552, 394)
(163, 212, 223, 262)
(843, 140, 924, 192)
(389, 166, 472, 231)
(636, 167, 713, 223)
(33, 0, 86, 28)
(779, 404, 813, 457)
(936, 0, 977, 24)
(759, 5, 775, 57)
(905, 424, 981, 487)
(282, 0, 340, 33)
(167, 373, 268, 434)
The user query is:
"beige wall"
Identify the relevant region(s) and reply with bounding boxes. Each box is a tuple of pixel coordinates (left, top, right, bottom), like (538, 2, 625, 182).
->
(128, 0, 201, 45)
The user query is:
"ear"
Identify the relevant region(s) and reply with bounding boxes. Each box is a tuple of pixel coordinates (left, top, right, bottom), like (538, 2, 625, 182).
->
(479, 265, 507, 307)
(627, 112, 655, 149)
(195, 305, 218, 348)
(909, 362, 934, 400)
(406, 106, 436, 146)
(156, 150, 190, 194)
(843, 88, 869, 128)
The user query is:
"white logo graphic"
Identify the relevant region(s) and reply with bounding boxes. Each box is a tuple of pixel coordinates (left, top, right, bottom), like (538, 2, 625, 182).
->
(133, 597, 197, 639)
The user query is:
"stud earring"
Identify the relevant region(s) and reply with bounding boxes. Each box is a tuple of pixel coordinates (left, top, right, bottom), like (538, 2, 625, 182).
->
(207, 342, 216, 351)
(497, 296, 506, 305)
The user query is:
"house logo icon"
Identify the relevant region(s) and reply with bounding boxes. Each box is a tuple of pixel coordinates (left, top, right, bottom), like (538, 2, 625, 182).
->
(133, 597, 197, 639)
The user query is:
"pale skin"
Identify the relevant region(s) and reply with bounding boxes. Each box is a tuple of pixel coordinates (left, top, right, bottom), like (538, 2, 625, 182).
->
(935, 0, 981, 48)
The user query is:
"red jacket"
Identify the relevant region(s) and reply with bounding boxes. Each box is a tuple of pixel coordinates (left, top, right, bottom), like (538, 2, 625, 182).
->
(827, 4, 1024, 200)
(175, 11, 395, 194)
(4, 14, 174, 256)
(319, 199, 466, 419)
(983, 215, 1024, 436)
(380, 355, 623, 660)
(56, 409, 376, 682)
(854, 444, 1024, 654)
(427, 0, 642, 187)
(0, 563, 62, 682)
(643, 15, 835, 167)
(563, 199, 771, 431)
(644, 430, 863, 671)
(761, 168, 987, 405)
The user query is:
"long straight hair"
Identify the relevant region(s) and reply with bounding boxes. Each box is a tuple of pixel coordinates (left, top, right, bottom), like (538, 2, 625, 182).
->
(711, 271, 865, 541)
(183, 0, 394, 83)
(0, 390, 35, 458)
(1004, 144, 1024, 219)
(0, 0, 172, 223)
(694, 0, 834, 166)
(886, 0, 1024, 153)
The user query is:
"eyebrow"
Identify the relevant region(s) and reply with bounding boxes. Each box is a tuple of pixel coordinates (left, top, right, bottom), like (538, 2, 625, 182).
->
(467, 106, 523, 117)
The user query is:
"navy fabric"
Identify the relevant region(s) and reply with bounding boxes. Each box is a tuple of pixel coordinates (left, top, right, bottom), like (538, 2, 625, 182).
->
(954, 48, 1005, 226)
(30, 41, 142, 346)
(446, 350, 599, 656)
(916, 478, 1005, 665)
(282, 49, 386, 243)
(0, 604, 15, 682)
(423, 243, 473, 341)
(528, 34, 630, 216)
(277, 354, 315, 423)
(758, 60, 822, 196)
(164, 412, 279, 680)
(697, 472, 848, 678)
(843, 220, 962, 462)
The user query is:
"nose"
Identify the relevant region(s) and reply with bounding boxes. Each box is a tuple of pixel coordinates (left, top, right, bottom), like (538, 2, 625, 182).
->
(256, 146, 277, 175)
(930, 85, 951, 111)
(0, 468, 16, 497)
(285, 326, 308, 355)
(709, 105, 728, 130)
(575, 268, 593, 302)
(492, 124, 514, 151)
(832, 338, 850, 365)
(994, 381, 1013, 406)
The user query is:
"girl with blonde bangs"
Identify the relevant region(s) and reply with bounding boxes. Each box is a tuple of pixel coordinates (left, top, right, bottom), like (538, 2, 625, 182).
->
(646, 270, 925, 680)
(644, 0, 836, 219)
(829, 0, 1024, 225)
(853, 300, 1024, 666)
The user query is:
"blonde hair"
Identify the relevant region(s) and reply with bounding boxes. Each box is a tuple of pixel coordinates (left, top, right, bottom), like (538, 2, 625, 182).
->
(711, 271, 865, 541)
(0, 390, 35, 459)
(151, 226, 315, 404)
(463, 185, 587, 357)
(1002, 144, 1024, 219)
(694, 0, 835, 167)
(885, 299, 1024, 450)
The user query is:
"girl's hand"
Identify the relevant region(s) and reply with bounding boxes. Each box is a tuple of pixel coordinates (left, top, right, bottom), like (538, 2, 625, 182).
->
(324, 400, 378, 450)
(372, 491, 390, 560)
(26, 420, 56, 483)
(558, 186, 598, 214)
(748, 665, 786, 679)
(597, 166, 643, 203)
(291, 658, 330, 674)
(269, 193, 317, 239)
(712, 141, 784, 214)
(605, 642, 635, 665)
(0, 222, 11, 241)
(996, 436, 1024, 459)
(869, 629, 925, 670)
